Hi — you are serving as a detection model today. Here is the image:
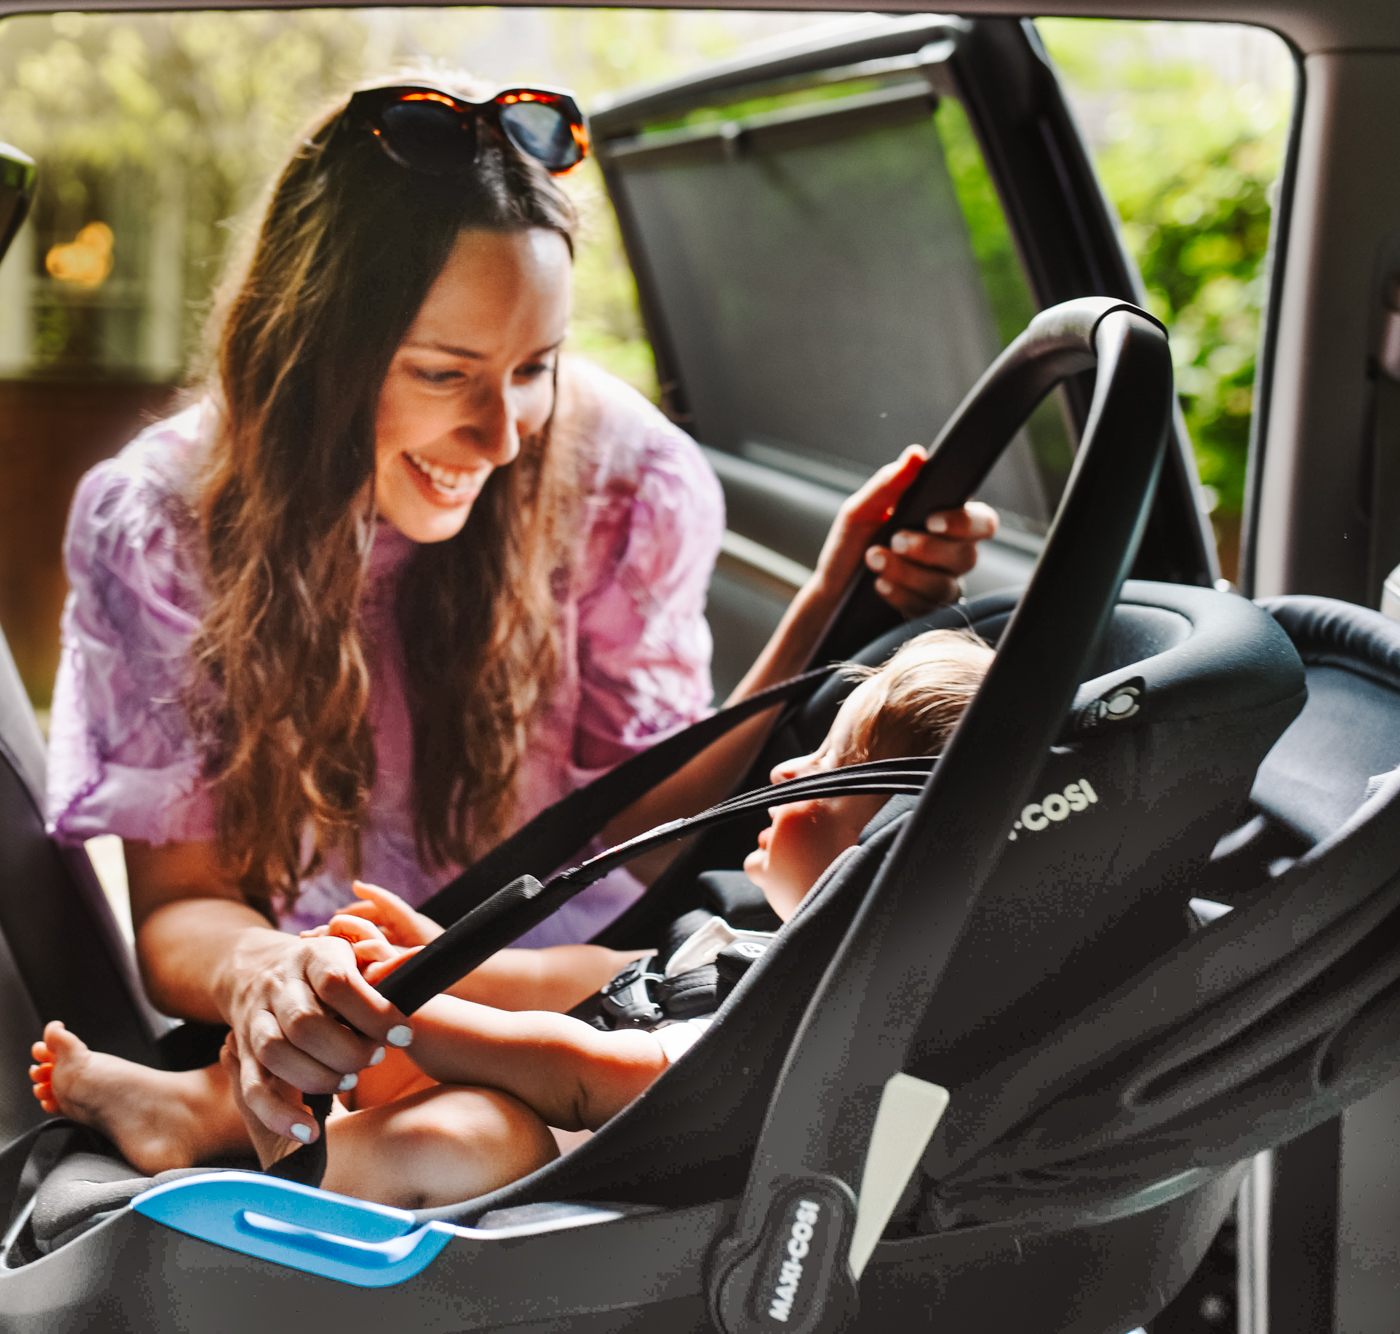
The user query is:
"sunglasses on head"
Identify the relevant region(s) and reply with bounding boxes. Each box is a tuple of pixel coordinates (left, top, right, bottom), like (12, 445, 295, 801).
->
(347, 84, 589, 177)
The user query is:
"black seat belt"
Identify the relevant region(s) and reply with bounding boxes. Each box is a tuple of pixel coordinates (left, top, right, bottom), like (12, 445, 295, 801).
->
(417, 667, 837, 928)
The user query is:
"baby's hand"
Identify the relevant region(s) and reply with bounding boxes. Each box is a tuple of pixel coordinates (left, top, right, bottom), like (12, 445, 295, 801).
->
(334, 881, 444, 948)
(320, 913, 423, 986)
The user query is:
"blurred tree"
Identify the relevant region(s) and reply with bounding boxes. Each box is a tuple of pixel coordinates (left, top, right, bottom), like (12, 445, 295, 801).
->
(1037, 19, 1294, 575)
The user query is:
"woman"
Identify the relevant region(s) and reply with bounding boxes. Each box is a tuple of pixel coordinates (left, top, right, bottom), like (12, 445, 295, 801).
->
(45, 75, 997, 1145)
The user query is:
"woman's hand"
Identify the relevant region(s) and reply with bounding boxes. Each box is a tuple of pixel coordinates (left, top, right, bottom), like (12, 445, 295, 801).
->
(813, 445, 999, 619)
(219, 926, 417, 1142)
(601, 449, 997, 851)
(123, 839, 418, 1143)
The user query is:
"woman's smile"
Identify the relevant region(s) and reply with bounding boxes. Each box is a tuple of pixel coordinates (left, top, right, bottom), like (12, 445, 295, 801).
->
(402, 450, 492, 506)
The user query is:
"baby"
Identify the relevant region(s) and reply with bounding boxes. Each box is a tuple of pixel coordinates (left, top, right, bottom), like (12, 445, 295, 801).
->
(30, 628, 992, 1210)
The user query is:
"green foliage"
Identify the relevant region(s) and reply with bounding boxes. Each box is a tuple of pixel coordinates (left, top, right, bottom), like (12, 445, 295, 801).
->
(0, 9, 1296, 492)
(935, 97, 1034, 349)
(1037, 20, 1294, 523)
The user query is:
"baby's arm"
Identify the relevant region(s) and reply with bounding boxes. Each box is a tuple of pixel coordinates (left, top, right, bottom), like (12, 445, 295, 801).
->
(448, 944, 650, 1013)
(323, 914, 667, 1129)
(313, 884, 647, 1012)
(409, 993, 668, 1132)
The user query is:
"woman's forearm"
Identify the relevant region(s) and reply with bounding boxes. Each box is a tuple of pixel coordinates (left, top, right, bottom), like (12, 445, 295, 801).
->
(135, 896, 284, 1024)
(602, 579, 841, 853)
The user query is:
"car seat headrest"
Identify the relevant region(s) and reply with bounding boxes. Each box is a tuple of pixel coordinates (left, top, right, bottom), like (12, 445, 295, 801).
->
(789, 580, 1302, 756)
(1251, 596, 1400, 844)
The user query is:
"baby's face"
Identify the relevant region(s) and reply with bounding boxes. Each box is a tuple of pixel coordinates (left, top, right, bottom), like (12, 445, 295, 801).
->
(743, 680, 888, 921)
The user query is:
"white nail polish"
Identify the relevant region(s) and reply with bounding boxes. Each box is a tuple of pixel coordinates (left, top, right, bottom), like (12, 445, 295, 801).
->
(891, 533, 909, 554)
(289, 1123, 312, 1144)
(338, 1073, 358, 1091)
(369, 1046, 386, 1066)
(387, 1025, 413, 1048)
(926, 514, 948, 534)
(875, 578, 893, 596)
(866, 549, 886, 571)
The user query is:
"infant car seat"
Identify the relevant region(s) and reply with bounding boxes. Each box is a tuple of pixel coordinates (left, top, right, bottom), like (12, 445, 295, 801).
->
(0, 298, 1375, 1334)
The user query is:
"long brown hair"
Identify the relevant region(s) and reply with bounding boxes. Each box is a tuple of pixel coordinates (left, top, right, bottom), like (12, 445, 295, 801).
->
(191, 77, 578, 918)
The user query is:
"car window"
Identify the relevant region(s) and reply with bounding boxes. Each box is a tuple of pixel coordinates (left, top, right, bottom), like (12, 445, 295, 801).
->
(595, 78, 1069, 542)
(0, 8, 1299, 713)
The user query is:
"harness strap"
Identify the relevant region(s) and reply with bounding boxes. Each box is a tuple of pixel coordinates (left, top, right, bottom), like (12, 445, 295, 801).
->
(381, 758, 936, 1016)
(418, 668, 838, 927)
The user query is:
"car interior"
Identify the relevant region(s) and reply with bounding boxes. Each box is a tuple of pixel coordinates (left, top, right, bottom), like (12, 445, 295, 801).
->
(0, 1, 1397, 1332)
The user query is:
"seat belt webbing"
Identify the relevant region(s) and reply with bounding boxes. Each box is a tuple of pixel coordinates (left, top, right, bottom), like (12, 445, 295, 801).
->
(417, 667, 837, 927)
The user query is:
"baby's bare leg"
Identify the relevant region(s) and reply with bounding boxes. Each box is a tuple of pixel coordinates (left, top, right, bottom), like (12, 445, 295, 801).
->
(321, 1084, 560, 1209)
(219, 1040, 557, 1209)
(29, 1021, 252, 1174)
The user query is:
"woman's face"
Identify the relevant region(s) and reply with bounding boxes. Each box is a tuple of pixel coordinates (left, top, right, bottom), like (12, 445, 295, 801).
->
(374, 227, 572, 543)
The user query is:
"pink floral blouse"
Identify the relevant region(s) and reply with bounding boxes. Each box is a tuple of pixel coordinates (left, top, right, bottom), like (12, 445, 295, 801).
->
(46, 359, 725, 944)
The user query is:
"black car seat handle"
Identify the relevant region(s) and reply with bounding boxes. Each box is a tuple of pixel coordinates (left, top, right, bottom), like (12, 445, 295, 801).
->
(708, 302, 1174, 1334)
(817, 296, 1163, 663)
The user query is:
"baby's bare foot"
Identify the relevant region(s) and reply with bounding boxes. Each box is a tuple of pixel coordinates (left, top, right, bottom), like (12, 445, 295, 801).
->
(29, 1021, 251, 1176)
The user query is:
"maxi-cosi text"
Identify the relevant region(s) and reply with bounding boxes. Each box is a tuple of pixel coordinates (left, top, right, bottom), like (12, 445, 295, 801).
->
(1008, 779, 1099, 840)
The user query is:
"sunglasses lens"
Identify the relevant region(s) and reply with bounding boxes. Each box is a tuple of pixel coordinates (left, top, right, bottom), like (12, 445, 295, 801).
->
(499, 100, 583, 172)
(378, 100, 474, 174)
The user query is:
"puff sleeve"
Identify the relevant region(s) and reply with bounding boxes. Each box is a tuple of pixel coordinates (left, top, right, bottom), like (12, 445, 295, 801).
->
(46, 425, 216, 848)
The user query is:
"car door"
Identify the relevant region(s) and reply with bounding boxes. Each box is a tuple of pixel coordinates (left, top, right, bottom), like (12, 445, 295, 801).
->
(589, 13, 1219, 695)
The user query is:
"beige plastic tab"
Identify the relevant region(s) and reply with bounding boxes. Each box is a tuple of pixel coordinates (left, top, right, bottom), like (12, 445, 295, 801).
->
(848, 1073, 950, 1280)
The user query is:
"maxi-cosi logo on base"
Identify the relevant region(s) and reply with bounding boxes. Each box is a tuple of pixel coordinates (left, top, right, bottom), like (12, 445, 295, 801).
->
(766, 1199, 821, 1323)
(1008, 779, 1099, 840)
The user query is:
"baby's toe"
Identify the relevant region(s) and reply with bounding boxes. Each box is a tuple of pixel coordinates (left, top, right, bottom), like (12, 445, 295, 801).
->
(42, 1022, 86, 1060)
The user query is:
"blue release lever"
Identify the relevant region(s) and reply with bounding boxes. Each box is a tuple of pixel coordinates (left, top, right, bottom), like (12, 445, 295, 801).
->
(133, 1171, 455, 1287)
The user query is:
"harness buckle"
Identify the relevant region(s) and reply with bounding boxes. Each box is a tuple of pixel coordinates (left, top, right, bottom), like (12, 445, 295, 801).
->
(598, 956, 666, 1027)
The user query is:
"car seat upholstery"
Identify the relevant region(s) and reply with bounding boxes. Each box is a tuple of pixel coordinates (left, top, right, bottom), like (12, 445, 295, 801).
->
(0, 625, 166, 1150)
(905, 595, 1400, 1263)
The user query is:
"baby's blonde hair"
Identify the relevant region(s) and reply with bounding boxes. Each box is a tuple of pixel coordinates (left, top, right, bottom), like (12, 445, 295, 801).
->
(836, 628, 994, 764)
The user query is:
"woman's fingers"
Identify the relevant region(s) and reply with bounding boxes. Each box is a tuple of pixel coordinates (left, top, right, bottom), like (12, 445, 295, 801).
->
(247, 982, 359, 1095)
(224, 1032, 318, 1144)
(234, 936, 408, 1095)
(302, 936, 414, 1050)
(866, 500, 1001, 617)
(921, 499, 1000, 542)
(868, 561, 961, 618)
